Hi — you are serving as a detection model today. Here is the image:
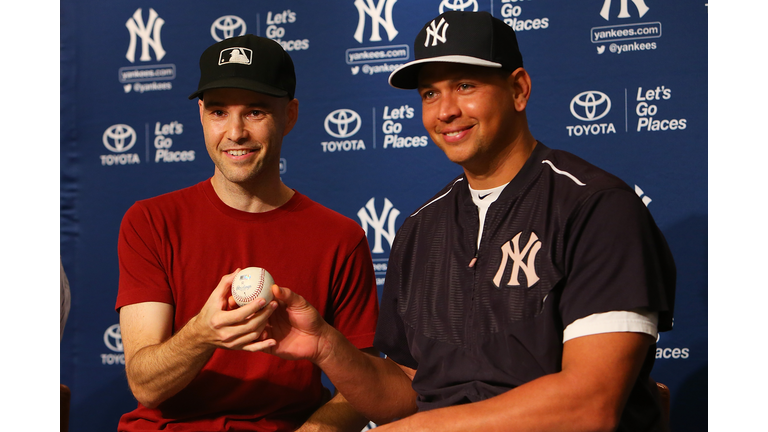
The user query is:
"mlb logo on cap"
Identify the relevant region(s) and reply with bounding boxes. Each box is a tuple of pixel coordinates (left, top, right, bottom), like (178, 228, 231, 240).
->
(189, 34, 296, 100)
(219, 47, 253, 66)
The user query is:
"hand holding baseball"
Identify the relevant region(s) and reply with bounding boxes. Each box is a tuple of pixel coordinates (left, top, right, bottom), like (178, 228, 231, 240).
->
(191, 269, 277, 352)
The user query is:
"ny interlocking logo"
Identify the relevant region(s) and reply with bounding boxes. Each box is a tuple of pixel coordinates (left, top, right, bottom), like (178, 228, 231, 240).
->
(424, 17, 449, 47)
(125, 8, 166, 63)
(600, 0, 650, 20)
(353, 0, 399, 43)
(493, 232, 541, 288)
(358, 198, 400, 254)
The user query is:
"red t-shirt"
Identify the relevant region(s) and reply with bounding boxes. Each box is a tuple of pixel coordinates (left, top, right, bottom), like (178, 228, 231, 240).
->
(116, 179, 379, 431)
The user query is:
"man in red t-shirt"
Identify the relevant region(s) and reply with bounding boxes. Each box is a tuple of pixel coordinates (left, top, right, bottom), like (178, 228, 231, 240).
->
(115, 34, 379, 432)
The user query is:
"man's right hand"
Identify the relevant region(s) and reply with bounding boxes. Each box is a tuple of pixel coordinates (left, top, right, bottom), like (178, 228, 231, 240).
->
(260, 284, 420, 425)
(260, 284, 335, 363)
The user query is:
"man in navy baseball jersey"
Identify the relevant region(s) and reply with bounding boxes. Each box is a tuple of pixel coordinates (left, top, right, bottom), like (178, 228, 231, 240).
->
(258, 11, 675, 432)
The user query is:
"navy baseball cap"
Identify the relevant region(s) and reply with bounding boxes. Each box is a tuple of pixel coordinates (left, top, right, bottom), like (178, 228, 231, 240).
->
(189, 34, 296, 100)
(388, 11, 524, 90)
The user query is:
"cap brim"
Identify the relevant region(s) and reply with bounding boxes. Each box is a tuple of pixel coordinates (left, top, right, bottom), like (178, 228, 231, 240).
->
(188, 77, 290, 100)
(388, 55, 502, 90)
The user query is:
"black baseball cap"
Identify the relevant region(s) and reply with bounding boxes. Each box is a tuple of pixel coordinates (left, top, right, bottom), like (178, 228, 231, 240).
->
(189, 34, 296, 100)
(388, 11, 524, 90)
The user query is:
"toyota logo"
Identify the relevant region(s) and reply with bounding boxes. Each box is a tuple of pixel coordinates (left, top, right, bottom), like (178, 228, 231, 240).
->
(211, 15, 247, 41)
(104, 324, 123, 352)
(439, 0, 478, 13)
(570, 91, 612, 122)
(103, 124, 137, 153)
(324, 109, 362, 138)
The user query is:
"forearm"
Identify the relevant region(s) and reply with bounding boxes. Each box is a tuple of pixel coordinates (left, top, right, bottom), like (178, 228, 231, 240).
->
(316, 327, 417, 424)
(125, 315, 216, 408)
(375, 332, 653, 432)
(265, 285, 417, 423)
(377, 372, 619, 432)
(122, 274, 276, 408)
(296, 392, 371, 432)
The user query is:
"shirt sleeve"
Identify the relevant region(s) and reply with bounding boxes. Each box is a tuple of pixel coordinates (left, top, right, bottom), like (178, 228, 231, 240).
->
(373, 243, 419, 370)
(563, 308, 658, 342)
(115, 202, 175, 311)
(559, 188, 675, 331)
(327, 234, 380, 350)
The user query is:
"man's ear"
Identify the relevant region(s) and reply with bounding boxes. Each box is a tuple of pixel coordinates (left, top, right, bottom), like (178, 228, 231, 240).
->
(508, 67, 532, 112)
(283, 98, 299, 136)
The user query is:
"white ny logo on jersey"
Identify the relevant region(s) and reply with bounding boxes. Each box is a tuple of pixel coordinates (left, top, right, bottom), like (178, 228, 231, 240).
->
(125, 8, 166, 63)
(493, 232, 541, 288)
(424, 17, 449, 47)
(358, 198, 401, 254)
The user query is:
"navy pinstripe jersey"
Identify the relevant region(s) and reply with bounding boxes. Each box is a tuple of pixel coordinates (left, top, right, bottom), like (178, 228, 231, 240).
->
(374, 142, 675, 431)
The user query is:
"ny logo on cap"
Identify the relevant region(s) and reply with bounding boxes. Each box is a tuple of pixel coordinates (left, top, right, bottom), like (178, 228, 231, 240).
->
(424, 17, 449, 47)
(218, 47, 253, 65)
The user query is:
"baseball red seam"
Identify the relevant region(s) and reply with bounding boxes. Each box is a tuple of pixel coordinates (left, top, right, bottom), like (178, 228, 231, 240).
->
(235, 270, 265, 303)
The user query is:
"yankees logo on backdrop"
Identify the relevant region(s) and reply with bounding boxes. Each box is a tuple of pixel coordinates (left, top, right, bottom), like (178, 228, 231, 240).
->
(358, 198, 400, 254)
(600, 0, 649, 20)
(493, 231, 541, 288)
(125, 8, 165, 63)
(354, 0, 399, 43)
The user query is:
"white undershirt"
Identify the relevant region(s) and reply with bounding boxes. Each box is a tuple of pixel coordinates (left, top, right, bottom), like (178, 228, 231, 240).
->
(469, 183, 658, 341)
(469, 183, 509, 249)
(563, 308, 658, 342)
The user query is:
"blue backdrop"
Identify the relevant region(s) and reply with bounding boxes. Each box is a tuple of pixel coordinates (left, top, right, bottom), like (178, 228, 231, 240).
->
(60, 1, 707, 430)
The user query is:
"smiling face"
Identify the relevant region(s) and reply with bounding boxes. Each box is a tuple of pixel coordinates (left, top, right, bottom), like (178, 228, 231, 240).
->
(418, 62, 530, 176)
(198, 87, 298, 188)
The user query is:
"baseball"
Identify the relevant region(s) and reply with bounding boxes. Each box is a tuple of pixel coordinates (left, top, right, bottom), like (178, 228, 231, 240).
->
(231, 267, 275, 308)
